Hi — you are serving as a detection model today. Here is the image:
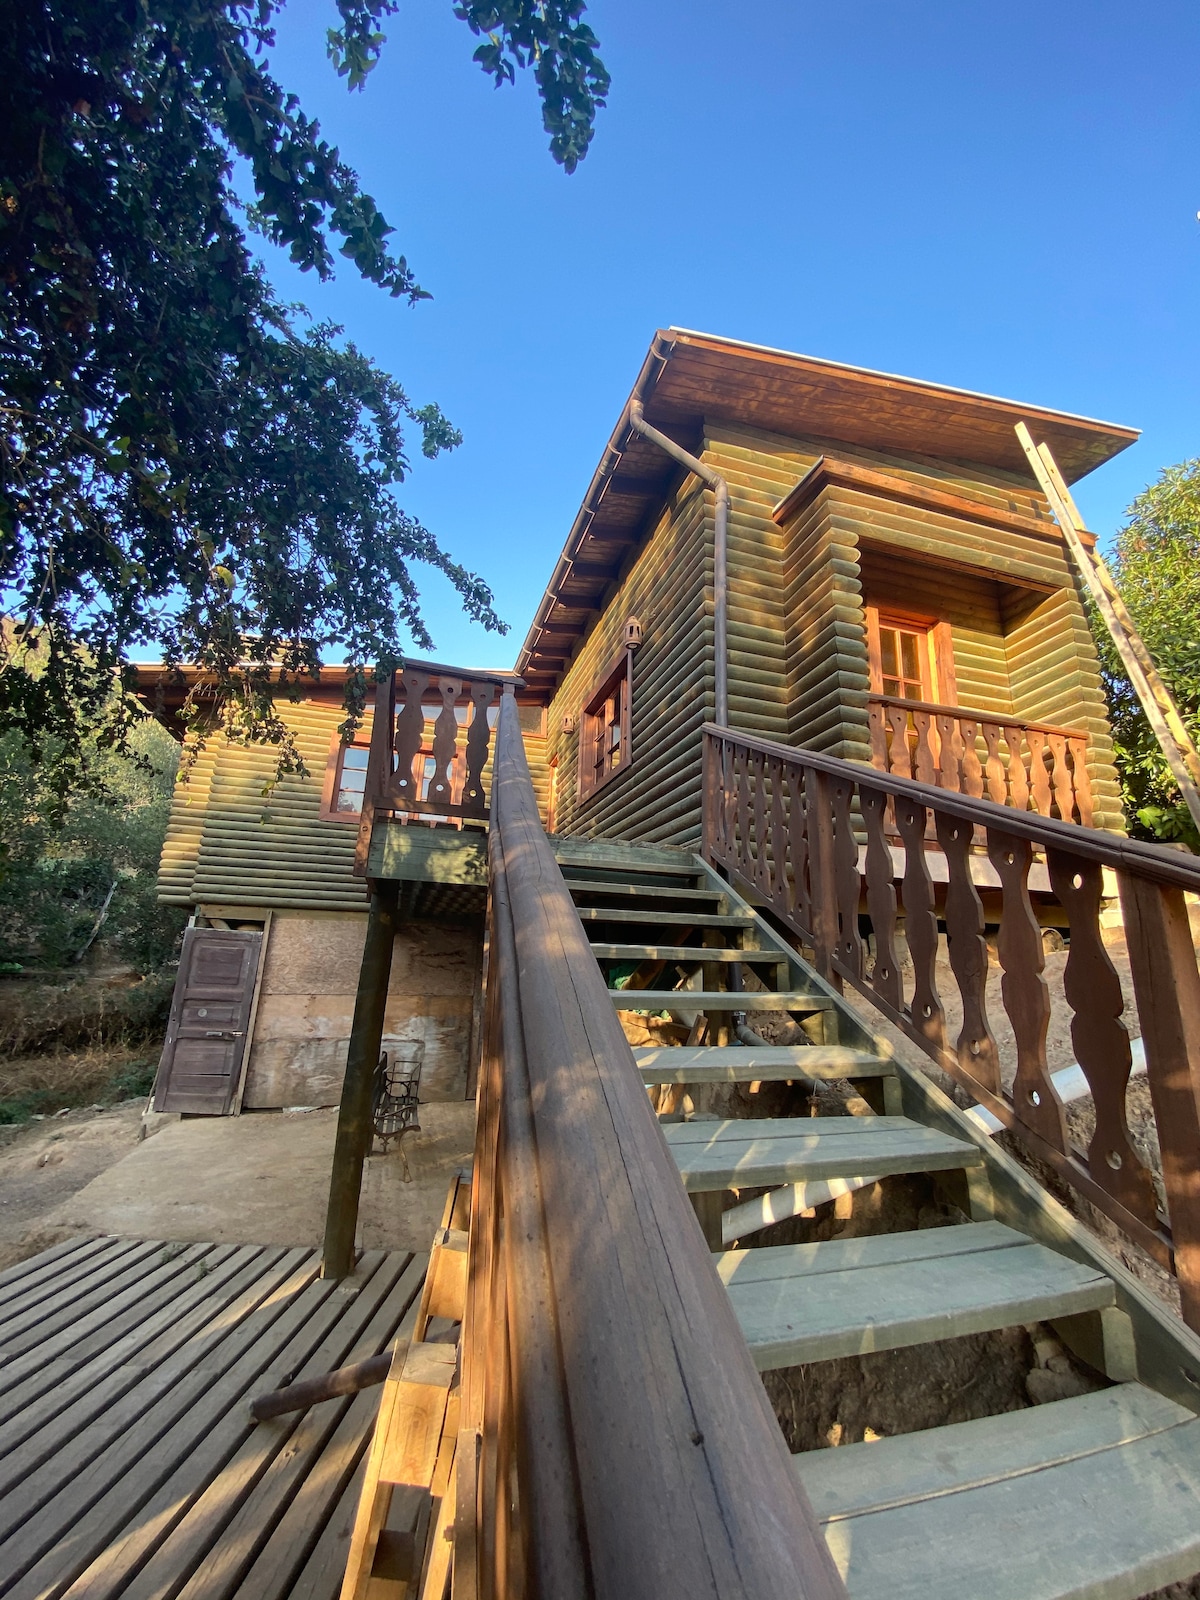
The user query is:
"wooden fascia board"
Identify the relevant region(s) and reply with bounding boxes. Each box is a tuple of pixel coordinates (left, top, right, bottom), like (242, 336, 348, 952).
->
(771, 455, 1095, 549)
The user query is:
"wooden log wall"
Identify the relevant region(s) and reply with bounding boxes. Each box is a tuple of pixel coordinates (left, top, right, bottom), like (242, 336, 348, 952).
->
(157, 736, 219, 905)
(545, 481, 713, 847)
(158, 699, 370, 911)
(157, 697, 555, 911)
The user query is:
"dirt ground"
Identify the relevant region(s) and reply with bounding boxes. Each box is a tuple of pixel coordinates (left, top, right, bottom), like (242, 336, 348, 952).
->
(0, 1100, 475, 1271)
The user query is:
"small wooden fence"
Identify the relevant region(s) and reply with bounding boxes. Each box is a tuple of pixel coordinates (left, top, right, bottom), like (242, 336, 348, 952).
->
(702, 724, 1200, 1329)
(353, 663, 509, 870)
(456, 691, 847, 1600)
(866, 694, 1094, 826)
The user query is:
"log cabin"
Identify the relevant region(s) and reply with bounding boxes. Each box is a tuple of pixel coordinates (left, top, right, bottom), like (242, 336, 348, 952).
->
(133, 330, 1200, 1600)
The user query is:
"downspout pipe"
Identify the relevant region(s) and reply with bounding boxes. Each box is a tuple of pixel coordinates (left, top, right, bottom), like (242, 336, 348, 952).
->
(628, 397, 730, 728)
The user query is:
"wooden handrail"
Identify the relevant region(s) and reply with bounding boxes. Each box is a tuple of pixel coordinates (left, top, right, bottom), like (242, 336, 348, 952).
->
(457, 691, 848, 1598)
(867, 693, 1086, 741)
(702, 723, 1200, 1330)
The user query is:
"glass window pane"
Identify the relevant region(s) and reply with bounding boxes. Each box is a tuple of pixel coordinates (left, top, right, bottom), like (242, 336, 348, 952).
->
(882, 676, 901, 698)
(342, 746, 370, 771)
(900, 631, 920, 682)
(880, 630, 898, 677)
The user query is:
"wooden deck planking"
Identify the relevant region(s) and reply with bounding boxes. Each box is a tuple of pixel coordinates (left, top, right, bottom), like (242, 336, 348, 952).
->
(0, 1238, 424, 1600)
(0, 1245, 287, 1460)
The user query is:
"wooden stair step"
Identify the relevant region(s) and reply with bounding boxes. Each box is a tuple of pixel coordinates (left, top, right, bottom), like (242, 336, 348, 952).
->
(557, 857, 700, 881)
(717, 1221, 1114, 1369)
(794, 1384, 1200, 1600)
(576, 908, 755, 929)
(635, 1045, 892, 1084)
(566, 879, 724, 904)
(663, 1115, 981, 1192)
(611, 989, 833, 1011)
(590, 944, 784, 965)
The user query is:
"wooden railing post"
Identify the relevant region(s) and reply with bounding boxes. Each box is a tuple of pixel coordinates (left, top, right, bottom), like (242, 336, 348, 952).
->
(1119, 874, 1200, 1330)
(321, 879, 400, 1279)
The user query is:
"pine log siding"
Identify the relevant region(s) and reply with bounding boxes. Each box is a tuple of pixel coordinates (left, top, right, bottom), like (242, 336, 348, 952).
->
(542, 416, 1124, 844)
(159, 699, 369, 910)
(545, 480, 713, 846)
(157, 697, 555, 910)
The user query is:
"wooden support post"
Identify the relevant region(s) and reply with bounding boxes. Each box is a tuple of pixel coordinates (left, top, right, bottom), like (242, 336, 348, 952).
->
(322, 879, 401, 1280)
(1119, 873, 1200, 1331)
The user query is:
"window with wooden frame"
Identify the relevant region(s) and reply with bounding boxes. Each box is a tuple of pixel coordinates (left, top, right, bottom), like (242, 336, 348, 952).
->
(579, 650, 633, 802)
(864, 606, 957, 707)
(319, 734, 372, 821)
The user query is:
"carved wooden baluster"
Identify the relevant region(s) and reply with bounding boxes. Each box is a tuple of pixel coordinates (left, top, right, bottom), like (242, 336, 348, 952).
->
(788, 767, 811, 933)
(392, 669, 432, 808)
(831, 776, 863, 979)
(1070, 738, 1094, 827)
(769, 757, 789, 909)
(981, 723, 1008, 805)
(734, 745, 752, 874)
(987, 828, 1068, 1151)
(861, 787, 901, 1009)
(885, 705, 912, 779)
(1026, 728, 1052, 817)
(868, 700, 889, 772)
(1120, 873, 1200, 1331)
(426, 677, 462, 808)
(1047, 733, 1075, 822)
(934, 810, 1001, 1094)
(752, 750, 769, 893)
(896, 797, 946, 1052)
(935, 713, 963, 791)
(722, 738, 738, 863)
(462, 682, 496, 817)
(959, 719, 983, 799)
(807, 770, 840, 981)
(912, 710, 936, 786)
(1007, 727, 1030, 814)
(1046, 849, 1157, 1224)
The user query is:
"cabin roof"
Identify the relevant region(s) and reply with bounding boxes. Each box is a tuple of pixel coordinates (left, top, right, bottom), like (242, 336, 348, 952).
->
(515, 328, 1139, 696)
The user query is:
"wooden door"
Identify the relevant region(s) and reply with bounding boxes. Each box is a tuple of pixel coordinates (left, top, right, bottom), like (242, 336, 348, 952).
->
(154, 929, 263, 1114)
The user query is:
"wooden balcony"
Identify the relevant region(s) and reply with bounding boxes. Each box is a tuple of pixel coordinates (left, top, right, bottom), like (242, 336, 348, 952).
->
(867, 694, 1094, 826)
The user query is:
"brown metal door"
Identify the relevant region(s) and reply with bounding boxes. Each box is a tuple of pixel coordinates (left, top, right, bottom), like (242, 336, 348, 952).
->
(154, 928, 263, 1114)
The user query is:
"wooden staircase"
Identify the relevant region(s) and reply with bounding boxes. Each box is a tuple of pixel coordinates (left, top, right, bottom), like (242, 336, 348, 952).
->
(558, 838, 1200, 1600)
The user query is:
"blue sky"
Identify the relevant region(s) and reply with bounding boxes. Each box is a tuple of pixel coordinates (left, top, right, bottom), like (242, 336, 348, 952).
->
(261, 0, 1200, 670)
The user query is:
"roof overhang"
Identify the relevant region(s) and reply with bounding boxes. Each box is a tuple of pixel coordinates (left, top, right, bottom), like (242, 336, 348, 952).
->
(515, 328, 1139, 696)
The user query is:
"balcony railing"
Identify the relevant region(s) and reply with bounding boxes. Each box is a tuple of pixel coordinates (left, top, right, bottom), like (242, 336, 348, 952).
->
(867, 694, 1094, 826)
(351, 661, 515, 873)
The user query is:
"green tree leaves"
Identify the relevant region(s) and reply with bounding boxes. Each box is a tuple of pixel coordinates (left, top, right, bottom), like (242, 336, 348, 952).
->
(1094, 459, 1200, 850)
(454, 1, 611, 171)
(0, 0, 608, 786)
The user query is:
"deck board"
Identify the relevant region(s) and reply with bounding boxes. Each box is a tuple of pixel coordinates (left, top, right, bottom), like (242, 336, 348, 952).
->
(0, 1237, 423, 1600)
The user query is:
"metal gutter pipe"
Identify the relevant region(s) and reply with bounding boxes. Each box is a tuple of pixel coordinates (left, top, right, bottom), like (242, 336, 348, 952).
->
(628, 396, 730, 727)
